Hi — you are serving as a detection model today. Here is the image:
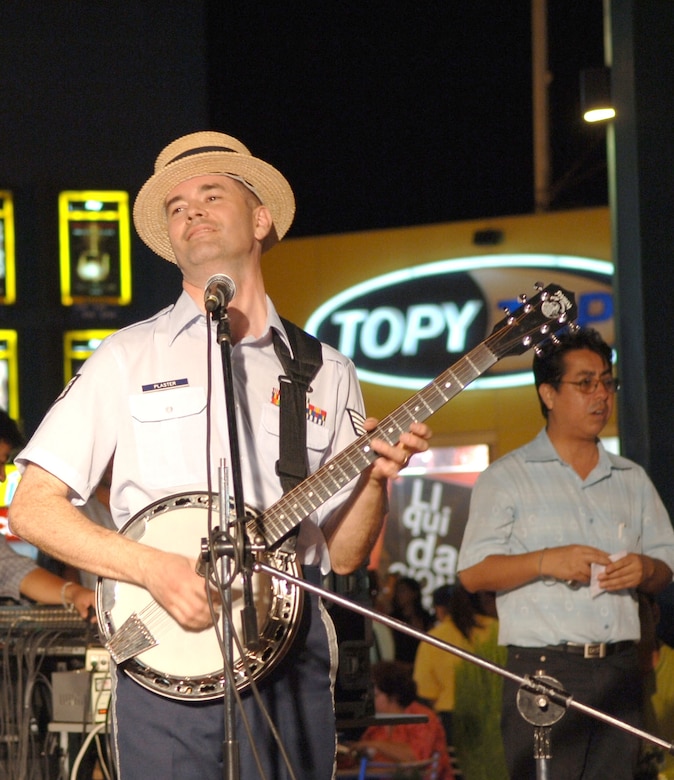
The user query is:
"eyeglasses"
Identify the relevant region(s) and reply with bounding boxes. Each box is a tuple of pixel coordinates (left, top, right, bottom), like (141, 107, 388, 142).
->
(558, 377, 621, 394)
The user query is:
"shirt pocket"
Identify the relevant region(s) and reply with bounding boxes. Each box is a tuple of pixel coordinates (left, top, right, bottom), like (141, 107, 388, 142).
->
(129, 386, 207, 489)
(259, 403, 331, 476)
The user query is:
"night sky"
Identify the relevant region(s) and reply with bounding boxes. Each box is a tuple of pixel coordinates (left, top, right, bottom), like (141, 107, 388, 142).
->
(207, 1, 607, 239)
(1, 1, 607, 241)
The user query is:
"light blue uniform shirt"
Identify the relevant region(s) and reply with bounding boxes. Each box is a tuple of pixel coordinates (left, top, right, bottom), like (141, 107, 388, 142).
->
(16, 291, 366, 573)
(457, 428, 674, 646)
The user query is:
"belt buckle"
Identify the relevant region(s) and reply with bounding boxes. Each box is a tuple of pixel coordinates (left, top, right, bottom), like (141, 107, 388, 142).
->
(583, 643, 606, 659)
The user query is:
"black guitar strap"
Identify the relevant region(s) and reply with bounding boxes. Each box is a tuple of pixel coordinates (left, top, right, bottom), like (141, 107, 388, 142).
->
(272, 317, 323, 497)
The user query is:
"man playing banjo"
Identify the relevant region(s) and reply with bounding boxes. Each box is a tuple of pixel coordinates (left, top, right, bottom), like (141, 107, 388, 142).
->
(8, 131, 431, 779)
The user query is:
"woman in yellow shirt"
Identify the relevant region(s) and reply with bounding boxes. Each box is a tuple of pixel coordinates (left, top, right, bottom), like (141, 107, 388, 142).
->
(413, 584, 497, 745)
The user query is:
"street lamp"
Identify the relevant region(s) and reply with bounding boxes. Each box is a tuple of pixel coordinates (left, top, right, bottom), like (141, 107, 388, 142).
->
(581, 67, 615, 123)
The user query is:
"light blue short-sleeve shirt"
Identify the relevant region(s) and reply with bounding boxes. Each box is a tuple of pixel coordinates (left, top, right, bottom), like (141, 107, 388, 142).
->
(457, 428, 674, 646)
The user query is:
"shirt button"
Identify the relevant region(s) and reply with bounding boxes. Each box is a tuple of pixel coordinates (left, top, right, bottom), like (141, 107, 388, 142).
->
(166, 406, 173, 413)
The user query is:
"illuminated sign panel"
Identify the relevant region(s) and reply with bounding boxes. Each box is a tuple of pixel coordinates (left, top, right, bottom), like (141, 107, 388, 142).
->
(0, 191, 16, 304)
(59, 191, 132, 306)
(305, 254, 613, 390)
(0, 330, 19, 417)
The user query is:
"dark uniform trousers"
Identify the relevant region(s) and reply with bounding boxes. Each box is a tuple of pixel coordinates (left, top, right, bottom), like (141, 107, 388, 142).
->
(501, 643, 642, 780)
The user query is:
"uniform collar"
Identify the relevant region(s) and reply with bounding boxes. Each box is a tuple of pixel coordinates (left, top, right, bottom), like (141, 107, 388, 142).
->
(166, 289, 293, 354)
(524, 427, 632, 482)
(166, 290, 202, 344)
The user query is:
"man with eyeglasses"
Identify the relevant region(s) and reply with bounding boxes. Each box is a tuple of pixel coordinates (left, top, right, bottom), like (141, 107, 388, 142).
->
(457, 326, 674, 780)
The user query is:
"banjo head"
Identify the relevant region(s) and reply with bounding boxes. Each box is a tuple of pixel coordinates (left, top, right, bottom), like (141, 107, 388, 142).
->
(96, 491, 303, 701)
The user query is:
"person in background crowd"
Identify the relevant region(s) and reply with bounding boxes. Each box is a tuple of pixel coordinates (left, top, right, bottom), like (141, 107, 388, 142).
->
(8, 131, 431, 780)
(367, 569, 395, 662)
(390, 575, 434, 665)
(457, 327, 674, 780)
(348, 660, 454, 779)
(655, 581, 674, 648)
(0, 409, 94, 618)
(452, 593, 508, 780)
(413, 583, 497, 745)
(637, 592, 674, 779)
(0, 534, 95, 618)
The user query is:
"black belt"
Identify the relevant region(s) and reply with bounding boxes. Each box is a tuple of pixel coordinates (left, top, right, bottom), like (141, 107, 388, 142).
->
(543, 640, 636, 659)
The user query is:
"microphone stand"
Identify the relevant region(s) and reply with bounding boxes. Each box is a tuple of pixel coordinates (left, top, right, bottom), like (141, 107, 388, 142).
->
(215, 459, 238, 780)
(208, 302, 258, 780)
(253, 560, 674, 778)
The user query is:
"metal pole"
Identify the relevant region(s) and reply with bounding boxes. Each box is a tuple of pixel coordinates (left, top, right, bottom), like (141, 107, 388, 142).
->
(532, 0, 551, 212)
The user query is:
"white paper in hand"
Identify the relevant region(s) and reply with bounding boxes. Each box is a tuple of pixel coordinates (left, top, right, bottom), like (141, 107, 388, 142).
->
(590, 550, 627, 598)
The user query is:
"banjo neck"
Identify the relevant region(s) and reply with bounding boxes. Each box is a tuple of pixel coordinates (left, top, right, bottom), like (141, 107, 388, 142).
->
(262, 282, 577, 549)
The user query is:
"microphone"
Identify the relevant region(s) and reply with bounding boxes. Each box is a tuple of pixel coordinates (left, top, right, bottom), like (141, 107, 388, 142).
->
(204, 274, 237, 313)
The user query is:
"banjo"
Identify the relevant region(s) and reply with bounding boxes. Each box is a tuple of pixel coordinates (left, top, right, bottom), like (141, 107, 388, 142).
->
(96, 283, 577, 701)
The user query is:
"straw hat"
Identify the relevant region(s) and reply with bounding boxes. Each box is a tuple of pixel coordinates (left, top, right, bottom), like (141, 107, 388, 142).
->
(133, 131, 296, 263)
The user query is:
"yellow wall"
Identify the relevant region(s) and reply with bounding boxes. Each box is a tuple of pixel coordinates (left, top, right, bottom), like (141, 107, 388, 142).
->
(264, 206, 614, 460)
